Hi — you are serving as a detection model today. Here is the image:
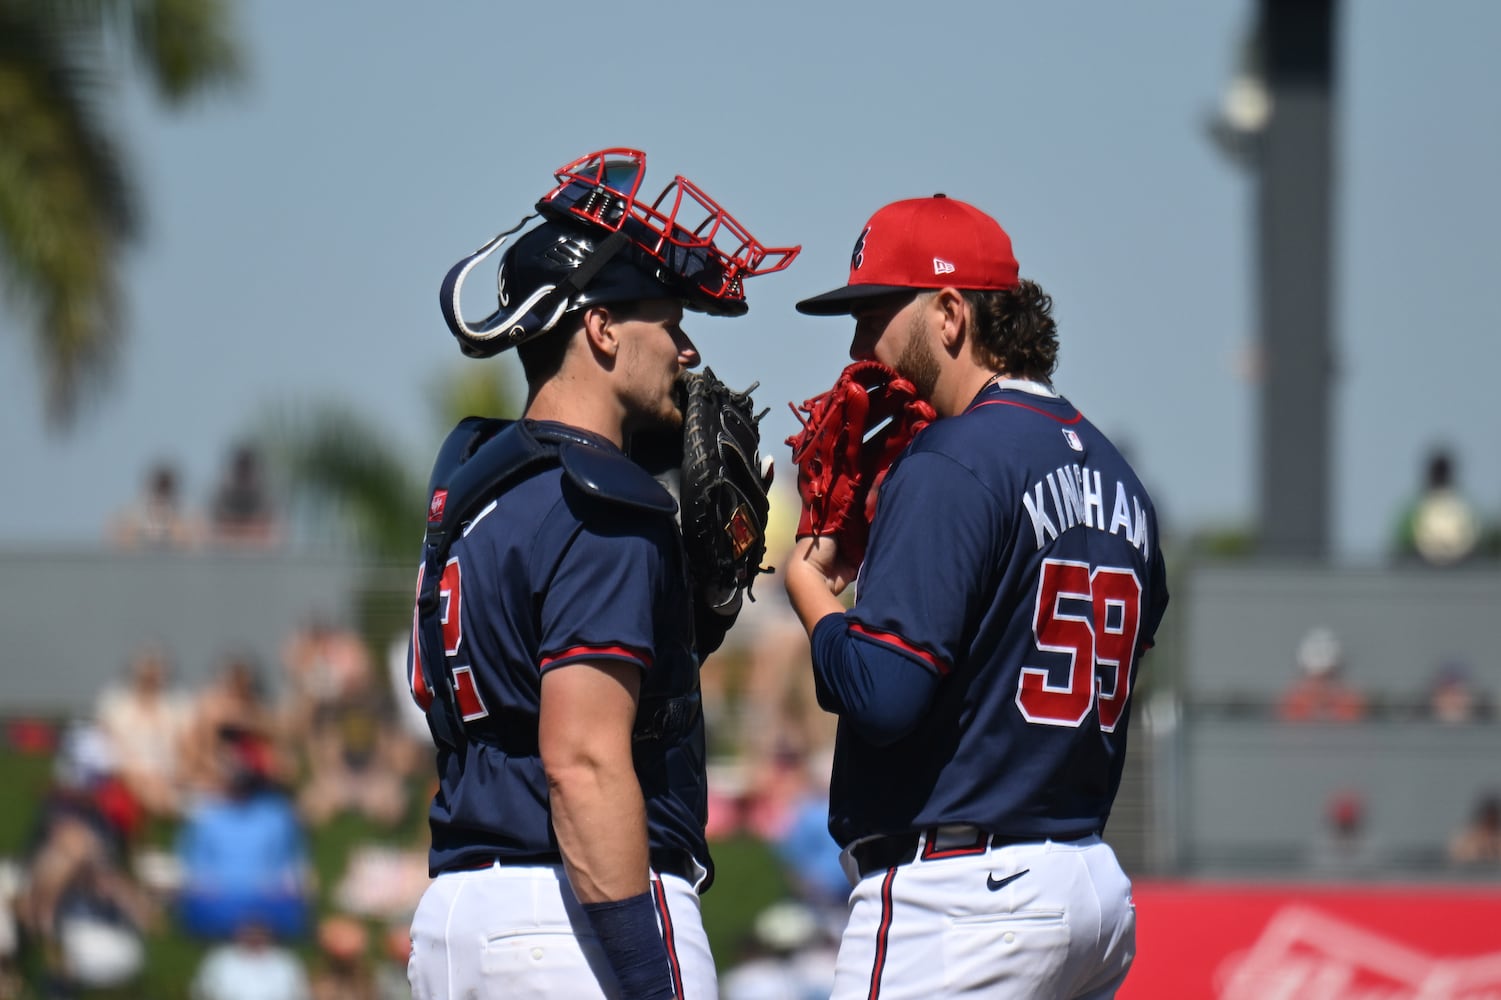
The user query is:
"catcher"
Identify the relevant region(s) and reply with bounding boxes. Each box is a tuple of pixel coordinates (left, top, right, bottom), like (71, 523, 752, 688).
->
(405, 148, 796, 1000)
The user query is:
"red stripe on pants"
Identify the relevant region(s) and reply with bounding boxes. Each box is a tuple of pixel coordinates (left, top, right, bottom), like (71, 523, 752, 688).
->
(652, 877, 684, 999)
(867, 867, 898, 1000)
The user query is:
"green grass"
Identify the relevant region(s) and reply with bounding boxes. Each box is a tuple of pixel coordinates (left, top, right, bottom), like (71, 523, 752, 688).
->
(701, 833, 796, 968)
(0, 750, 54, 857)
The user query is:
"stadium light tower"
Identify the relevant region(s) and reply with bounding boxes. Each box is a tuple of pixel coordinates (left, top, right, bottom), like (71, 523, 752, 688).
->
(1212, 0, 1340, 559)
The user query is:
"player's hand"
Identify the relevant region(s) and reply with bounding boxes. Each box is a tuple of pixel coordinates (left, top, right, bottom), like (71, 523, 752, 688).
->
(791, 535, 857, 597)
(783, 535, 855, 636)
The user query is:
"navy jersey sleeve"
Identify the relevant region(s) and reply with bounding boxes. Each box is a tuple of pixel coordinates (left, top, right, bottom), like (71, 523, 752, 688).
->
(811, 613, 941, 745)
(537, 511, 672, 673)
(847, 449, 1002, 675)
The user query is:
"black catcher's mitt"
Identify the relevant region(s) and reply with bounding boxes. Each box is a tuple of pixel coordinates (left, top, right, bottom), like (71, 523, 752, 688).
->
(677, 368, 773, 615)
(630, 368, 774, 629)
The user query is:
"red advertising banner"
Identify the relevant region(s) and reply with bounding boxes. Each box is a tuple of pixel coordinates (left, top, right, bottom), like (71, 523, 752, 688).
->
(1121, 881, 1501, 999)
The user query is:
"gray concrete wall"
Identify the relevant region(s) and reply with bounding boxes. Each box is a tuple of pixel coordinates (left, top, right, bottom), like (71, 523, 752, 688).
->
(1180, 717, 1500, 871)
(1172, 562, 1501, 876)
(1183, 564, 1501, 704)
(0, 548, 375, 715)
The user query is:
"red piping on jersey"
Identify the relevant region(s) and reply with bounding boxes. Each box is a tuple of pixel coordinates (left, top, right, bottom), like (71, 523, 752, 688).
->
(538, 644, 653, 671)
(969, 398, 1083, 423)
(849, 623, 950, 677)
(651, 877, 685, 1000)
(867, 867, 898, 999)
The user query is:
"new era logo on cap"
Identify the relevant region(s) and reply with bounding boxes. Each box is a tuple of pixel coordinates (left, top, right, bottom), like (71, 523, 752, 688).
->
(797, 194, 1020, 315)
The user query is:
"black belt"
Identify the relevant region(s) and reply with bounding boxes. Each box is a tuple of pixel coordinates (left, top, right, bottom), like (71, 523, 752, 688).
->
(448, 848, 700, 887)
(850, 827, 1096, 879)
(650, 848, 700, 885)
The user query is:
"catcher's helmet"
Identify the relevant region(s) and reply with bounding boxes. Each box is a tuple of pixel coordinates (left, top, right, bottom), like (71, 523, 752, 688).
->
(440, 148, 800, 358)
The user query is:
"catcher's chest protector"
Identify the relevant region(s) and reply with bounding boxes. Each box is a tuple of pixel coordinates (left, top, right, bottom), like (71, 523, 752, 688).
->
(413, 419, 676, 749)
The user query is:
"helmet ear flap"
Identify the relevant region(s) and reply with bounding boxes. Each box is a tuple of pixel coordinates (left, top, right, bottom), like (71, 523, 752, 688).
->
(449, 283, 571, 358)
(441, 227, 635, 357)
(440, 219, 552, 357)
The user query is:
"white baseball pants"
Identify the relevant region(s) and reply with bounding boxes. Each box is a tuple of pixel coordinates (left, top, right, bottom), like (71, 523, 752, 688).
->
(832, 832, 1135, 999)
(408, 862, 716, 999)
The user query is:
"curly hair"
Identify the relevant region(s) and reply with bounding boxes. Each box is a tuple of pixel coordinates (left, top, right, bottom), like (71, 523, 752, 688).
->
(964, 280, 1059, 380)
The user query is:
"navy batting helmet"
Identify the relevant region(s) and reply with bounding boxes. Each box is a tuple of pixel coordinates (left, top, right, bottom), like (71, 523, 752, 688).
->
(440, 148, 800, 359)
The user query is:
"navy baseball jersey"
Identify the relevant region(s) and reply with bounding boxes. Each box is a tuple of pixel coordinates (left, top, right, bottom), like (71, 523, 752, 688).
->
(816, 382, 1169, 847)
(407, 422, 709, 877)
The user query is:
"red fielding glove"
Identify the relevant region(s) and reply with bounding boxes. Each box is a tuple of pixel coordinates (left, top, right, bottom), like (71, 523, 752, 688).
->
(785, 361, 936, 570)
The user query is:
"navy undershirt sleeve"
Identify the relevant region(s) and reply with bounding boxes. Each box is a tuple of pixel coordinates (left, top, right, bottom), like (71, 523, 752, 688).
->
(810, 612, 941, 746)
(580, 893, 674, 999)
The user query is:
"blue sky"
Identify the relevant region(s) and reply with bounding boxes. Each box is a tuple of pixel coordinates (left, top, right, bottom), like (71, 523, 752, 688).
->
(1, 0, 1497, 562)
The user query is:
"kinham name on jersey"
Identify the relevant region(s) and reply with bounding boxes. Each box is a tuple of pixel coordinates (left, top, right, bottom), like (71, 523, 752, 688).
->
(1021, 463, 1152, 558)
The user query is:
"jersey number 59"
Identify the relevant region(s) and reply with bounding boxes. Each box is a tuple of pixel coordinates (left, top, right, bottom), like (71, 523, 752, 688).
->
(1016, 558, 1141, 731)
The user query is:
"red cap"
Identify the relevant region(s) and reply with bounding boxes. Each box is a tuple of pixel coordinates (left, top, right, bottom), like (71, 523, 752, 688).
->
(796, 194, 1020, 315)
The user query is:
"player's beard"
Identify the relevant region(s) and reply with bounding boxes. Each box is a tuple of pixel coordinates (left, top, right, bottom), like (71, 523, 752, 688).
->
(653, 367, 687, 430)
(617, 326, 686, 435)
(896, 312, 940, 401)
(621, 368, 686, 440)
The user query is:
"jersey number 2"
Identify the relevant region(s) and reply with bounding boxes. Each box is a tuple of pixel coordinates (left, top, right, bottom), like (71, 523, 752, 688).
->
(409, 557, 489, 721)
(1016, 559, 1141, 731)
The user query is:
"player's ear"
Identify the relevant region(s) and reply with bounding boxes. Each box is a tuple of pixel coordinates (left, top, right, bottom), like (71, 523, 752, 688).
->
(932, 287, 967, 351)
(581, 305, 620, 359)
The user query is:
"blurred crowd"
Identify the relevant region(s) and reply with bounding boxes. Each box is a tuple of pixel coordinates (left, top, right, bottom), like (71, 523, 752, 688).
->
(0, 616, 429, 999)
(1273, 625, 1495, 726)
(107, 445, 281, 553)
(1390, 446, 1501, 569)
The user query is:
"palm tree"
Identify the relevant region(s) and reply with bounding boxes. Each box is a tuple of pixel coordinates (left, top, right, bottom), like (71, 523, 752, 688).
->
(259, 362, 522, 564)
(0, 0, 243, 427)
